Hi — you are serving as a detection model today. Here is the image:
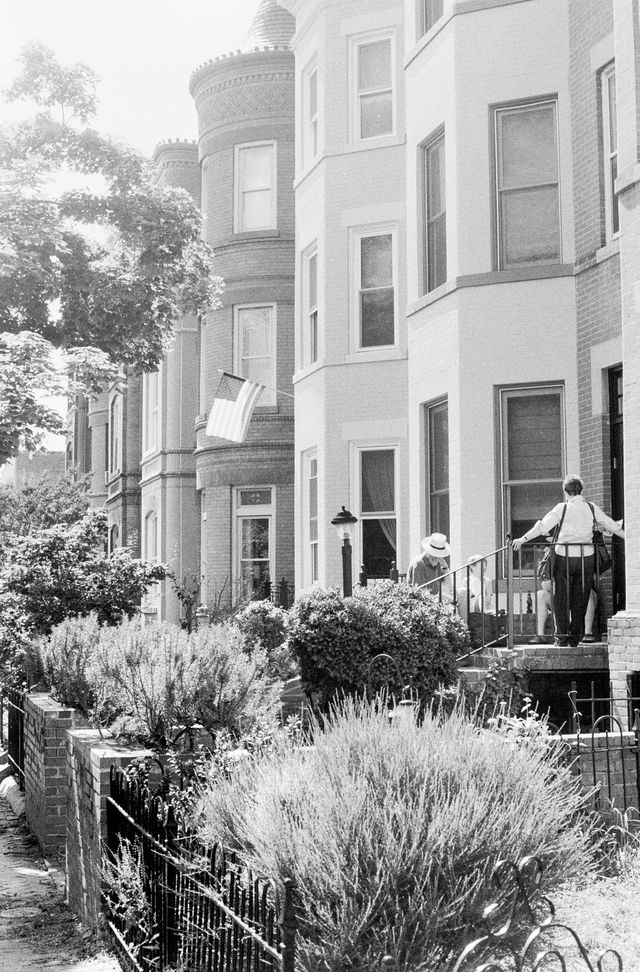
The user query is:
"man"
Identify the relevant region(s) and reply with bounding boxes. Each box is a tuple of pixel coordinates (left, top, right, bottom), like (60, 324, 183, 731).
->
(513, 475, 624, 647)
(407, 532, 452, 601)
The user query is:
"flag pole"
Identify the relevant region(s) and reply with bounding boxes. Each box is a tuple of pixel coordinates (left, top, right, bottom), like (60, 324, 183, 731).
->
(216, 369, 295, 399)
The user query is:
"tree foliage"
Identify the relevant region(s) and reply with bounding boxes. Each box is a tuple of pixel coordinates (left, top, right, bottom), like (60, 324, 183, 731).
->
(0, 41, 222, 463)
(0, 470, 89, 546)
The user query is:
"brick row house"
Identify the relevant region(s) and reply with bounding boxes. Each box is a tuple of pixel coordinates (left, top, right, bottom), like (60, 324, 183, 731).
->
(66, 0, 640, 721)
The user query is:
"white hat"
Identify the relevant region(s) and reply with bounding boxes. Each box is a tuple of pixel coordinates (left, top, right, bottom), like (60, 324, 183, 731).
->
(421, 533, 451, 558)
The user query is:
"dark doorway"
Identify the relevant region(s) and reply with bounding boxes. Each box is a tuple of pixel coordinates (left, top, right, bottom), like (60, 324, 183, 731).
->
(609, 366, 625, 611)
(527, 670, 610, 732)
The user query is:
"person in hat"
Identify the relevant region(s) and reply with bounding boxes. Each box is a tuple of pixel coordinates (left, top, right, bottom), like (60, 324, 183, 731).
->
(406, 533, 452, 600)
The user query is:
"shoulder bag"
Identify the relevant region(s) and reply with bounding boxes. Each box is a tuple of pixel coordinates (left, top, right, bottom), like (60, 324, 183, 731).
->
(537, 504, 567, 581)
(588, 503, 612, 575)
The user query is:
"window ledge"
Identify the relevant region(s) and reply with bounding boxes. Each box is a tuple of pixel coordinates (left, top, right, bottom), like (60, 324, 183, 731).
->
(293, 361, 323, 383)
(595, 237, 620, 264)
(231, 229, 280, 241)
(344, 348, 406, 364)
(615, 162, 640, 196)
(343, 134, 405, 154)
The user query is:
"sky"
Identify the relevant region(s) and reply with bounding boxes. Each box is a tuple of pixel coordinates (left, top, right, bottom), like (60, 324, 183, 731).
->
(0, 0, 264, 153)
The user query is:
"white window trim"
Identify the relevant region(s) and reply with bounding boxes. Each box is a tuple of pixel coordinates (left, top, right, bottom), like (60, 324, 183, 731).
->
(108, 391, 122, 477)
(425, 397, 449, 537)
(301, 58, 319, 170)
(302, 452, 319, 586)
(420, 0, 444, 37)
(234, 303, 277, 407)
(601, 63, 619, 243)
(350, 223, 399, 353)
(498, 383, 566, 548)
(232, 486, 276, 597)
(142, 368, 161, 457)
(423, 129, 446, 294)
(352, 442, 400, 577)
(493, 98, 562, 270)
(142, 509, 161, 608)
(233, 140, 278, 233)
(349, 30, 397, 145)
(301, 243, 319, 368)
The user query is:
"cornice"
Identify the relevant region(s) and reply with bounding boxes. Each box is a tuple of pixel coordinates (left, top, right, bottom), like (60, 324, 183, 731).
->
(193, 71, 294, 108)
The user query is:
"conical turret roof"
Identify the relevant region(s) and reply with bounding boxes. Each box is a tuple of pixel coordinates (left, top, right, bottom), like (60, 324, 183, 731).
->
(242, 0, 295, 50)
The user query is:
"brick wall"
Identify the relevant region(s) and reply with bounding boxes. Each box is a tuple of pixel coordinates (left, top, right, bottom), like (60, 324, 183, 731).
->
(565, 729, 640, 813)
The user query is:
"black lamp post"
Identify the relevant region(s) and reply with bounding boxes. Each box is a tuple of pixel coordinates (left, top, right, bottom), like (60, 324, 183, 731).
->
(331, 506, 358, 597)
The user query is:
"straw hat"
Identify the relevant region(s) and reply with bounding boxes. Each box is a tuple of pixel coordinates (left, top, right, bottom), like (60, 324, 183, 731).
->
(421, 533, 451, 558)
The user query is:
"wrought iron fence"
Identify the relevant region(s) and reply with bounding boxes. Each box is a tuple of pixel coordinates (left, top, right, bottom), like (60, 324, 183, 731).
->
(105, 766, 297, 972)
(1, 686, 26, 791)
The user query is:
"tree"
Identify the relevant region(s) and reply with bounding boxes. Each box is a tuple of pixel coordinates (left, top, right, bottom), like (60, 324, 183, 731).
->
(0, 469, 89, 547)
(0, 42, 222, 464)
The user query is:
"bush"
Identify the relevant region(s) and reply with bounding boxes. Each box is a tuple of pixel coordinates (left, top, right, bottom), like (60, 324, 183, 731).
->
(234, 600, 296, 680)
(196, 698, 596, 972)
(286, 582, 469, 709)
(37, 614, 284, 749)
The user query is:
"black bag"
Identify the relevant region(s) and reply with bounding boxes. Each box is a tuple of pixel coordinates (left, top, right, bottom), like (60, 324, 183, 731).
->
(536, 504, 567, 581)
(589, 503, 612, 574)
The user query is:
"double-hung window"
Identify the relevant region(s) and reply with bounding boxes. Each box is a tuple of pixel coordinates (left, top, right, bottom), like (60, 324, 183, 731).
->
(235, 488, 273, 600)
(109, 393, 122, 477)
(143, 370, 159, 455)
(354, 35, 394, 140)
(601, 64, 619, 240)
(425, 399, 449, 539)
(357, 230, 395, 348)
(306, 456, 319, 584)
(360, 448, 397, 579)
(303, 247, 318, 366)
(420, 0, 443, 36)
(494, 100, 560, 268)
(303, 63, 319, 165)
(235, 304, 276, 406)
(234, 141, 277, 232)
(499, 386, 564, 561)
(424, 132, 446, 292)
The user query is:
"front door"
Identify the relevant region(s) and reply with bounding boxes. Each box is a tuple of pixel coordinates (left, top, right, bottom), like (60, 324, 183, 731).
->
(609, 366, 625, 611)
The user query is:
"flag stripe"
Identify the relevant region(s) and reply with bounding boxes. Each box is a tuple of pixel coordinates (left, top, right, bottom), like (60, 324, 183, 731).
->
(206, 374, 264, 442)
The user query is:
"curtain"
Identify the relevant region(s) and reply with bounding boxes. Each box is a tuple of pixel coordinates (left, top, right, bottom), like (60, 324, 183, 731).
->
(362, 450, 396, 549)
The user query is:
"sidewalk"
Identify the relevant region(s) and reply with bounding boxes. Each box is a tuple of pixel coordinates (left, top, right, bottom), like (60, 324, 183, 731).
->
(0, 772, 121, 971)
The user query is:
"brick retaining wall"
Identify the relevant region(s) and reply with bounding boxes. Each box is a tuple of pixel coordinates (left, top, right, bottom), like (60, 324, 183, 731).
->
(564, 729, 640, 814)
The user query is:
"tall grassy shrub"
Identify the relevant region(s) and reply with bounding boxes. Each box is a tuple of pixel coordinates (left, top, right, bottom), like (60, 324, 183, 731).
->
(196, 699, 595, 972)
(287, 582, 469, 708)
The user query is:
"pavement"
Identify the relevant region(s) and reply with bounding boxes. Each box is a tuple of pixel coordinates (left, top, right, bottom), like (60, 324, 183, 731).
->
(0, 769, 121, 971)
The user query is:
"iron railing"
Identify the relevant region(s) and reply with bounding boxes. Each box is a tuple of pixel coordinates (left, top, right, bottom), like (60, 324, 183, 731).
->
(105, 767, 297, 972)
(1, 686, 26, 791)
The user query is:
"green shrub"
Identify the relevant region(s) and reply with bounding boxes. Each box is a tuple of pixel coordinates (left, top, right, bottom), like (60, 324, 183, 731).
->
(196, 698, 595, 972)
(234, 600, 296, 680)
(37, 614, 284, 749)
(286, 582, 469, 709)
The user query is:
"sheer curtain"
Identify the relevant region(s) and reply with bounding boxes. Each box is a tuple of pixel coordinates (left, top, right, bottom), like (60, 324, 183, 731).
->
(362, 450, 396, 549)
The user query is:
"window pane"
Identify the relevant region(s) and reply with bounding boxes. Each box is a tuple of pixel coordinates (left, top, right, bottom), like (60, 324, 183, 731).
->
(361, 289, 394, 346)
(240, 307, 271, 356)
(242, 189, 272, 229)
(428, 214, 447, 290)
(362, 519, 396, 578)
(423, 0, 443, 31)
(309, 69, 318, 117)
(241, 518, 269, 559)
(429, 403, 449, 491)
(427, 138, 445, 215)
(611, 154, 619, 234)
(240, 145, 272, 189)
(361, 234, 393, 288)
(508, 482, 562, 540)
(499, 105, 557, 187)
(361, 449, 395, 513)
(430, 493, 450, 540)
(239, 489, 272, 506)
(360, 92, 393, 139)
(506, 393, 562, 481)
(240, 561, 270, 599)
(607, 72, 617, 151)
(308, 252, 317, 307)
(501, 186, 559, 265)
(358, 39, 391, 91)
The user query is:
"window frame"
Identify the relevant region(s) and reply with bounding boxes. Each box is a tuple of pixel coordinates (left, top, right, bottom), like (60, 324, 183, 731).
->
(601, 63, 619, 242)
(143, 369, 160, 456)
(302, 244, 319, 367)
(356, 444, 398, 579)
(350, 30, 396, 143)
(422, 128, 447, 293)
(493, 97, 561, 270)
(234, 303, 277, 407)
(302, 60, 319, 167)
(303, 453, 319, 586)
(497, 383, 566, 552)
(233, 140, 278, 233)
(109, 392, 122, 477)
(233, 486, 275, 600)
(419, 0, 444, 38)
(352, 224, 398, 352)
(425, 397, 449, 538)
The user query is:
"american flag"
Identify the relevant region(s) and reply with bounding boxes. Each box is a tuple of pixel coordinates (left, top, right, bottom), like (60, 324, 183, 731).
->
(205, 372, 265, 442)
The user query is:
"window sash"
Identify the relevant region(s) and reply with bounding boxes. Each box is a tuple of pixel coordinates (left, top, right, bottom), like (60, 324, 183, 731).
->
(421, 0, 444, 35)
(305, 250, 319, 366)
(426, 400, 449, 538)
(143, 371, 159, 454)
(235, 488, 274, 599)
(358, 233, 395, 348)
(355, 37, 394, 140)
(602, 65, 619, 238)
(236, 305, 276, 405)
(424, 134, 446, 292)
(495, 101, 560, 268)
(304, 67, 319, 163)
(235, 143, 276, 231)
(359, 448, 397, 579)
(110, 396, 122, 475)
(308, 457, 318, 584)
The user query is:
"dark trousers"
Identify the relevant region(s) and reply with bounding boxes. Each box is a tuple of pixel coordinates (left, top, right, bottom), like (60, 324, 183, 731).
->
(553, 554, 594, 645)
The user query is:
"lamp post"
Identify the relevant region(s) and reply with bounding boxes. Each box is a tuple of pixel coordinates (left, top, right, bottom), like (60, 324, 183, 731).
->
(331, 505, 358, 597)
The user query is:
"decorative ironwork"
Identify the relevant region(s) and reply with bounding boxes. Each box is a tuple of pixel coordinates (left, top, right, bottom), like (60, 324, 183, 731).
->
(2, 686, 26, 790)
(567, 698, 640, 817)
(105, 767, 297, 972)
(448, 856, 624, 971)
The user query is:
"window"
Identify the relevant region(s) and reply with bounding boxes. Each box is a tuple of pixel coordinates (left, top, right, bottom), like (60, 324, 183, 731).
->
(499, 386, 564, 557)
(357, 231, 395, 348)
(303, 64, 319, 165)
(235, 488, 273, 600)
(109, 524, 120, 553)
(144, 511, 158, 562)
(303, 247, 318, 366)
(425, 399, 449, 539)
(424, 132, 446, 292)
(601, 64, 619, 239)
(306, 456, 319, 584)
(234, 142, 277, 232)
(494, 100, 560, 268)
(109, 394, 122, 476)
(143, 370, 159, 454)
(354, 35, 394, 140)
(235, 305, 276, 406)
(421, 0, 443, 36)
(360, 448, 397, 579)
